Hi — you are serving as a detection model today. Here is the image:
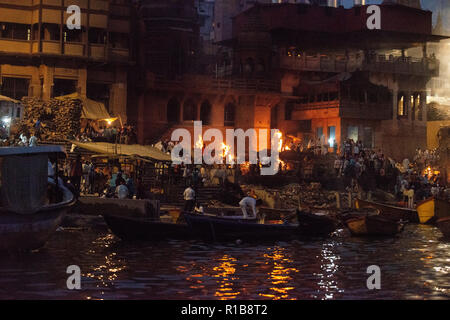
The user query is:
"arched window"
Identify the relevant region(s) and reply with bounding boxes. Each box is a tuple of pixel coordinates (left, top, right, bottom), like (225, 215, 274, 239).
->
(224, 103, 236, 126)
(244, 57, 254, 74)
(167, 98, 180, 123)
(183, 99, 197, 121)
(200, 100, 212, 125)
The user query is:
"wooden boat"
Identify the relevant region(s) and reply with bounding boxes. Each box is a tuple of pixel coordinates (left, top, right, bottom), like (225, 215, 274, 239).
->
(103, 214, 195, 241)
(355, 198, 419, 223)
(416, 197, 450, 224)
(183, 210, 337, 242)
(345, 215, 404, 237)
(0, 146, 76, 251)
(436, 217, 450, 238)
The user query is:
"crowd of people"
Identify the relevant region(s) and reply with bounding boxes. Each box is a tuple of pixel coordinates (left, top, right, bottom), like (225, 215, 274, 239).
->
(75, 123, 137, 145)
(333, 140, 445, 207)
(61, 155, 144, 200)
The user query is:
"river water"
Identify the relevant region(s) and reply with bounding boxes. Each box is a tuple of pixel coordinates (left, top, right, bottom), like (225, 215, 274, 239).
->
(0, 223, 449, 300)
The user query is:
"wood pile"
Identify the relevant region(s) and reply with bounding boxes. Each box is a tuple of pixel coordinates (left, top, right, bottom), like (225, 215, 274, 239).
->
(18, 97, 83, 141)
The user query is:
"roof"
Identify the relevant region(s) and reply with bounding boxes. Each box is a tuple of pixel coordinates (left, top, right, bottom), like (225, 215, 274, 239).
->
(54, 93, 112, 120)
(0, 145, 66, 157)
(0, 95, 21, 104)
(70, 141, 172, 162)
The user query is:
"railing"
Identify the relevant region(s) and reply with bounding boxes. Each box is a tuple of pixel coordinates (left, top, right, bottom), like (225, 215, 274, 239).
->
(292, 99, 392, 120)
(280, 55, 439, 77)
(151, 74, 280, 92)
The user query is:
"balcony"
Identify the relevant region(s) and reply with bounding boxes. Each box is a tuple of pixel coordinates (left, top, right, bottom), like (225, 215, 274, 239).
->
(149, 74, 280, 92)
(280, 54, 439, 77)
(339, 100, 392, 120)
(64, 43, 84, 56)
(90, 44, 106, 59)
(40, 40, 60, 54)
(0, 39, 31, 54)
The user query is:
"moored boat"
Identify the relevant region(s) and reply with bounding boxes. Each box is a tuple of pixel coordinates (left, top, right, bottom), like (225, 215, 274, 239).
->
(103, 214, 195, 241)
(0, 146, 76, 252)
(436, 217, 450, 238)
(416, 197, 450, 224)
(345, 215, 404, 237)
(184, 210, 337, 242)
(356, 198, 419, 223)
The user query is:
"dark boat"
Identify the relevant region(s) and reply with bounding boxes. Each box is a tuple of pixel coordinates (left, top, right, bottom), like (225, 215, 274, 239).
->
(345, 215, 404, 237)
(103, 214, 195, 241)
(0, 146, 76, 251)
(436, 217, 450, 238)
(183, 210, 337, 242)
(356, 198, 419, 223)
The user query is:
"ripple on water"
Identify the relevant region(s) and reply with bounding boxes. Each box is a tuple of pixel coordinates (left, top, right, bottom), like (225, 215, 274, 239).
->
(0, 224, 449, 299)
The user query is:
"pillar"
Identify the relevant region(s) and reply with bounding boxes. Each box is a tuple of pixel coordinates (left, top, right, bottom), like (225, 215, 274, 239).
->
(77, 68, 87, 96)
(40, 65, 54, 101)
(109, 68, 128, 124)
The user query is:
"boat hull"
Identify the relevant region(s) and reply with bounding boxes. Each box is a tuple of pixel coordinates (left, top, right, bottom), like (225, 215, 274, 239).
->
(356, 199, 419, 223)
(436, 217, 450, 238)
(103, 214, 195, 241)
(345, 216, 403, 237)
(416, 198, 450, 224)
(0, 207, 67, 251)
(184, 211, 337, 242)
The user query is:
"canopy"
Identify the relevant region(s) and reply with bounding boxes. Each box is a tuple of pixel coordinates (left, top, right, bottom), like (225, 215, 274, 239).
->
(70, 141, 172, 162)
(54, 92, 112, 121)
(0, 95, 20, 104)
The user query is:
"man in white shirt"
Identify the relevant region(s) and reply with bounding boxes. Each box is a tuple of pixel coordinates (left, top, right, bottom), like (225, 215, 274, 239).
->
(183, 185, 196, 212)
(239, 196, 262, 219)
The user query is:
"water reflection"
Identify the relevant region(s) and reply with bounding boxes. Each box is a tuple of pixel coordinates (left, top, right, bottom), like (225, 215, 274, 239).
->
(259, 247, 299, 300)
(0, 224, 448, 300)
(315, 242, 344, 300)
(212, 255, 240, 299)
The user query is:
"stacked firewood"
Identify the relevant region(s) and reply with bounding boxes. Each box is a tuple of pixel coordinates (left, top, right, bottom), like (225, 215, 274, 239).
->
(18, 97, 83, 141)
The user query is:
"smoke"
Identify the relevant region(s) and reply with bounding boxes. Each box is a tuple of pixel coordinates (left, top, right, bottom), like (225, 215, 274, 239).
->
(427, 1, 450, 119)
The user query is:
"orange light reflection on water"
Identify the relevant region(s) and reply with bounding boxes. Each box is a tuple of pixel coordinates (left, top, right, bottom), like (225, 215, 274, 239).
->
(259, 248, 299, 300)
(212, 255, 241, 300)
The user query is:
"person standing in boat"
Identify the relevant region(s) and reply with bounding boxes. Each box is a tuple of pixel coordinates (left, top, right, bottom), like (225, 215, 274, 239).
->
(70, 155, 83, 195)
(183, 185, 196, 212)
(239, 196, 262, 219)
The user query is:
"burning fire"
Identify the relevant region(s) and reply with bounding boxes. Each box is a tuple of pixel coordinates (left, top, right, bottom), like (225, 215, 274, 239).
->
(423, 166, 440, 179)
(221, 142, 234, 163)
(195, 135, 203, 150)
(275, 131, 283, 152)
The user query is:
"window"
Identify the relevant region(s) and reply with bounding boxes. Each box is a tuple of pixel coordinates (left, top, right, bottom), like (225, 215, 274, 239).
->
(53, 78, 77, 97)
(167, 98, 180, 123)
(317, 127, 324, 139)
(0, 23, 31, 40)
(64, 26, 82, 42)
(89, 28, 107, 44)
(0, 77, 30, 100)
(397, 94, 407, 117)
(183, 99, 197, 121)
(200, 100, 212, 125)
(224, 103, 236, 126)
(285, 102, 294, 120)
(347, 126, 358, 142)
(328, 126, 336, 146)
